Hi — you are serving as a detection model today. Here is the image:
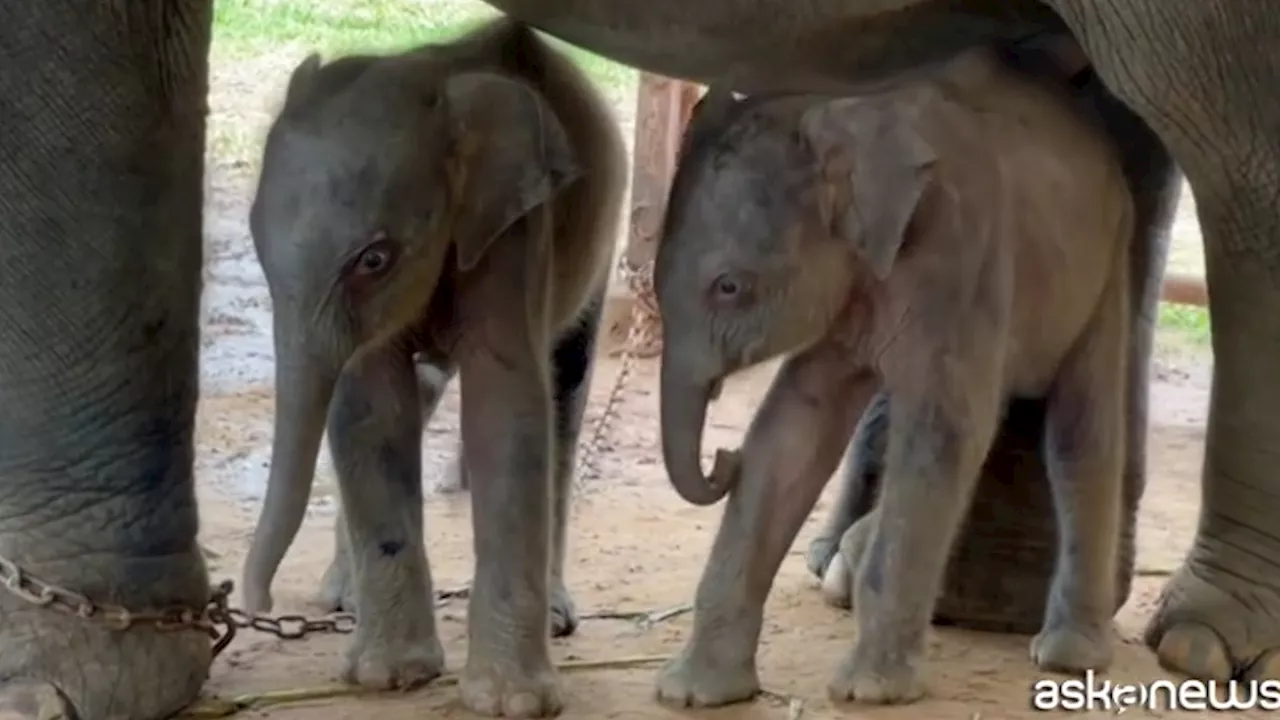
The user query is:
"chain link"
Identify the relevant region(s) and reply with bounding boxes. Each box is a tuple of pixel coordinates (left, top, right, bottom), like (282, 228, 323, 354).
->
(0, 553, 223, 640)
(0, 554, 356, 659)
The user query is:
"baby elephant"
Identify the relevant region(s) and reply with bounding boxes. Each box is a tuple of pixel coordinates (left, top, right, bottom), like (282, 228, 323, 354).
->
(241, 18, 625, 718)
(652, 47, 1131, 706)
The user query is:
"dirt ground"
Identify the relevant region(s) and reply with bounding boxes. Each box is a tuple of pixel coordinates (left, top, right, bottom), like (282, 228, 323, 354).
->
(189, 50, 1235, 720)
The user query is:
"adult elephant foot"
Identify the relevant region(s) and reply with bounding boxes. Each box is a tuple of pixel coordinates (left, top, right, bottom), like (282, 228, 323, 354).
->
(0, 553, 213, 720)
(1143, 558, 1280, 681)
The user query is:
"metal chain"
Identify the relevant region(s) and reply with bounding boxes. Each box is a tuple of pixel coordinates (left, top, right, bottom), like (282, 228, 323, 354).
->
(0, 259, 659, 659)
(0, 554, 356, 659)
(574, 258, 659, 489)
(0, 553, 224, 639)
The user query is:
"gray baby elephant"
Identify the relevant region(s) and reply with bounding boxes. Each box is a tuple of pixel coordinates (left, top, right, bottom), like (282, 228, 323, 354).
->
(651, 47, 1132, 706)
(241, 18, 626, 718)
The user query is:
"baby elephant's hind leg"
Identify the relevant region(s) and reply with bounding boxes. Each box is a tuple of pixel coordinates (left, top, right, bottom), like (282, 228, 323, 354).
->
(808, 391, 890, 582)
(822, 507, 880, 609)
(1033, 270, 1129, 675)
(414, 351, 467, 493)
(317, 506, 356, 611)
(544, 288, 605, 638)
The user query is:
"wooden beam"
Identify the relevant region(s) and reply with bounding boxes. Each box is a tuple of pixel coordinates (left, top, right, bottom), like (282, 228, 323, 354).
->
(624, 74, 703, 271)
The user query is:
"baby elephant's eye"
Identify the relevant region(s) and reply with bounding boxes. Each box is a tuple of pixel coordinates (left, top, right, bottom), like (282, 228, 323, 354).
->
(713, 273, 741, 298)
(357, 246, 392, 274)
(351, 233, 400, 279)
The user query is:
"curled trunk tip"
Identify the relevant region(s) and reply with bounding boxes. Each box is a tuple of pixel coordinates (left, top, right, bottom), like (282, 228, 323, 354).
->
(660, 366, 738, 505)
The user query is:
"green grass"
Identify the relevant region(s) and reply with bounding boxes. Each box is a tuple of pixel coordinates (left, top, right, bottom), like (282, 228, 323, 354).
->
(211, 0, 635, 94)
(1158, 304, 1212, 346)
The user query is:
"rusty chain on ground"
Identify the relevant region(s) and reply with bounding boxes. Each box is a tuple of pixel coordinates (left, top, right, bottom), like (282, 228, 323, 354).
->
(0, 259, 663, 657)
(0, 556, 356, 659)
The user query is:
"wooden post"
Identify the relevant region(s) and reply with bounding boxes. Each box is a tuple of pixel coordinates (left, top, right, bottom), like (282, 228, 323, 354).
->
(1160, 273, 1207, 307)
(624, 74, 703, 271)
(604, 75, 703, 355)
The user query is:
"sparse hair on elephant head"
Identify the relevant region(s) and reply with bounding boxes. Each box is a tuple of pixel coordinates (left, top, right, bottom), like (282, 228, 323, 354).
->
(654, 84, 938, 507)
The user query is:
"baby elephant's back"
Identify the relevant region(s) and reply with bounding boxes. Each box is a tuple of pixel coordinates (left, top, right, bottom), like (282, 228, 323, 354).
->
(935, 54, 1133, 393)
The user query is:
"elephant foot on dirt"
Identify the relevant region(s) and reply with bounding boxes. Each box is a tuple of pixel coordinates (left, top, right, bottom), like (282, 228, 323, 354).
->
(654, 635, 762, 708)
(807, 536, 841, 581)
(1142, 552, 1280, 682)
(827, 637, 926, 705)
(460, 653, 564, 718)
(344, 629, 446, 690)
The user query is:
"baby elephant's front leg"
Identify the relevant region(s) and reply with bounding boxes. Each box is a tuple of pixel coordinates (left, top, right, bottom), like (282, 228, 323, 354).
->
(829, 380, 1000, 705)
(656, 350, 873, 708)
(458, 345, 560, 718)
(329, 346, 443, 690)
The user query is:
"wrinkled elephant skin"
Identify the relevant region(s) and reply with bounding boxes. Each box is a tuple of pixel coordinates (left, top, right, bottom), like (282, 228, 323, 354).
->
(0, 1, 215, 718)
(241, 19, 625, 717)
(2, 0, 1278, 716)
(652, 52, 1138, 704)
(477, 0, 1280, 686)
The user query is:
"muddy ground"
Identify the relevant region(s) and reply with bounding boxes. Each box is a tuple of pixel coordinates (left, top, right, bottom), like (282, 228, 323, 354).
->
(189, 46, 1235, 720)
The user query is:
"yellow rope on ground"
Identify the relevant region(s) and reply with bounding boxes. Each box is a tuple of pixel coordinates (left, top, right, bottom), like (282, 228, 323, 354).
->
(178, 655, 675, 718)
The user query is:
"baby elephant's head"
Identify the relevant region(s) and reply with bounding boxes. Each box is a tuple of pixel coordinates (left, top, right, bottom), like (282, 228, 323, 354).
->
(653, 83, 936, 506)
(252, 53, 580, 374)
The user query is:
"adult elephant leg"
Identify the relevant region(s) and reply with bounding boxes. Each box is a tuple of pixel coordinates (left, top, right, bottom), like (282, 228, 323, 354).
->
(0, 2, 214, 719)
(1053, 2, 1280, 681)
(932, 69, 1179, 633)
(545, 286, 606, 638)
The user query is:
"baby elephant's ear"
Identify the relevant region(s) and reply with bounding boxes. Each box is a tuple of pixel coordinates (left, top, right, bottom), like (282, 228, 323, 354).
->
(445, 72, 584, 272)
(799, 96, 936, 280)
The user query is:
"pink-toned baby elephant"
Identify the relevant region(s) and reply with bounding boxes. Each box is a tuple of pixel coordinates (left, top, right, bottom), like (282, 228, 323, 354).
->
(651, 48, 1132, 706)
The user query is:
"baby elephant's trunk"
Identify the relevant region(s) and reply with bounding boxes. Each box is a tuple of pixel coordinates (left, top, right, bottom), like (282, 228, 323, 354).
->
(659, 360, 738, 506)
